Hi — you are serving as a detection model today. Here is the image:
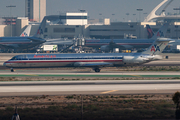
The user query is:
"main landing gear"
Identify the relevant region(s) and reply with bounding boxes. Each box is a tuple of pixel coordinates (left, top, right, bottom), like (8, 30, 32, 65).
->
(11, 68, 14, 72)
(93, 68, 101, 72)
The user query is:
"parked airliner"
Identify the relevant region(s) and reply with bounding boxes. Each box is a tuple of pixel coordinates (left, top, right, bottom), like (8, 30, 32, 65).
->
(4, 37, 172, 72)
(85, 23, 168, 52)
(0, 18, 46, 51)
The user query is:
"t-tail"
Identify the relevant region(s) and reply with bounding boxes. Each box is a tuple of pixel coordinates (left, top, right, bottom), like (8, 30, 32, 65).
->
(20, 25, 31, 37)
(33, 16, 47, 38)
(142, 38, 172, 55)
(147, 23, 169, 40)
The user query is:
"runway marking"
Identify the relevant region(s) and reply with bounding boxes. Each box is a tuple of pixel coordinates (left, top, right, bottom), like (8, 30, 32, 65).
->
(101, 90, 118, 94)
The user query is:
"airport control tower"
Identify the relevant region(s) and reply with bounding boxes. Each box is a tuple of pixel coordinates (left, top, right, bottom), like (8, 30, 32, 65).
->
(25, 0, 46, 22)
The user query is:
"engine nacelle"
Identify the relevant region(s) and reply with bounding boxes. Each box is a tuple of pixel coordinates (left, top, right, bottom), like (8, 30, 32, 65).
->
(123, 56, 148, 64)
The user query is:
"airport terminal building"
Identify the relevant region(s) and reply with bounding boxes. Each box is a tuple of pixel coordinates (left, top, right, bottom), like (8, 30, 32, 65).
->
(0, 0, 180, 40)
(0, 12, 180, 40)
(28, 15, 179, 40)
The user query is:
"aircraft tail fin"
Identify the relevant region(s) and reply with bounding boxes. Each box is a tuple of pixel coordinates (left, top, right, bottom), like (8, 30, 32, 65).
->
(33, 17, 47, 38)
(20, 25, 31, 37)
(146, 25, 154, 39)
(150, 23, 169, 40)
(142, 38, 172, 55)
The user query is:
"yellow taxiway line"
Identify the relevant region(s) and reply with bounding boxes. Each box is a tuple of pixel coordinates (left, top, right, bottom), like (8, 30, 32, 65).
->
(101, 90, 118, 94)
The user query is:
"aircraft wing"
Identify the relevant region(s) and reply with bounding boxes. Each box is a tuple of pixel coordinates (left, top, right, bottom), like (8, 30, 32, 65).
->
(27, 37, 46, 43)
(74, 62, 113, 67)
(0, 44, 19, 48)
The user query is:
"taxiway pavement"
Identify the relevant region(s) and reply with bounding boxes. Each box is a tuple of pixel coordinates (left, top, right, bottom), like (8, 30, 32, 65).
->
(0, 80, 179, 96)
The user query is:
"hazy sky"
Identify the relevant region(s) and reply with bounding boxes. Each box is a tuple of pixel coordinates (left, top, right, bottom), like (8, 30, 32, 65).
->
(0, 0, 179, 22)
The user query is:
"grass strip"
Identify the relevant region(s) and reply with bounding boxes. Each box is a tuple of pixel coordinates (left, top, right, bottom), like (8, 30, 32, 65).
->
(1, 74, 180, 77)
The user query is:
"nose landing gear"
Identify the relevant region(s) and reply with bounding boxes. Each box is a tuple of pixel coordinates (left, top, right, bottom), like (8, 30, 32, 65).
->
(11, 68, 14, 72)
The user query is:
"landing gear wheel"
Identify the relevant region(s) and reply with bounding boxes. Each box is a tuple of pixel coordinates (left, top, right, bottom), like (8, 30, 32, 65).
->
(11, 68, 14, 72)
(94, 68, 100, 72)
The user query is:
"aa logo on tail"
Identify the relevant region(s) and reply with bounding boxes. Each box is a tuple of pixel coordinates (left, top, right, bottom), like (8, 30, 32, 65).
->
(21, 32, 28, 37)
(37, 28, 43, 35)
(156, 30, 164, 37)
(151, 44, 160, 52)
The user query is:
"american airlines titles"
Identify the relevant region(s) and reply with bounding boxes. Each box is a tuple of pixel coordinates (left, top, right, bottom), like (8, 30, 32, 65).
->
(33, 55, 56, 58)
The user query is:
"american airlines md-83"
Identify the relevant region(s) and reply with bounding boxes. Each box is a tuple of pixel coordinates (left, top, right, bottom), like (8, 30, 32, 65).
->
(4, 37, 172, 72)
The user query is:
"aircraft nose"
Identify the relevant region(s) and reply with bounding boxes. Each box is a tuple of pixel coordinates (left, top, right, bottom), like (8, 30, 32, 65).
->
(3, 62, 6, 66)
(3, 62, 11, 67)
(3, 62, 7, 67)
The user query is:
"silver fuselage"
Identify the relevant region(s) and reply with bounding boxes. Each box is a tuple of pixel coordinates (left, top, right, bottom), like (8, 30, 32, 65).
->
(3, 53, 162, 68)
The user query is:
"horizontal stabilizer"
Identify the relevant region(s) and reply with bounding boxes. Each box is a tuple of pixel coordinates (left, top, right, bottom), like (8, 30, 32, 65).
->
(156, 38, 174, 42)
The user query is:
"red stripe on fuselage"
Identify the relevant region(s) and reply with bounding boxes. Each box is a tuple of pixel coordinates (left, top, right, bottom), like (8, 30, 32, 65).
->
(86, 43, 152, 46)
(5, 59, 123, 63)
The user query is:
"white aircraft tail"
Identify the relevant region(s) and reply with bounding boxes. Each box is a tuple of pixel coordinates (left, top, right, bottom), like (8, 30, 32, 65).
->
(142, 38, 172, 55)
(20, 25, 31, 37)
(33, 17, 47, 38)
(150, 23, 169, 40)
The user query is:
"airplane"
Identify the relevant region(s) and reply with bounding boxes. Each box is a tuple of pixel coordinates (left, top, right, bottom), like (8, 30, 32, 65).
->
(4, 37, 172, 72)
(85, 23, 168, 52)
(0, 18, 46, 52)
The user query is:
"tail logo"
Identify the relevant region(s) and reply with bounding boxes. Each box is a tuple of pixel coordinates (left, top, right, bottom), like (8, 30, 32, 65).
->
(37, 28, 43, 35)
(156, 30, 164, 37)
(21, 32, 28, 37)
(147, 28, 154, 38)
(151, 44, 160, 52)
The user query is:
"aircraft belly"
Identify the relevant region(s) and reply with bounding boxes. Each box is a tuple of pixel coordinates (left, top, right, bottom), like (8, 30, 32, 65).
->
(23, 61, 73, 67)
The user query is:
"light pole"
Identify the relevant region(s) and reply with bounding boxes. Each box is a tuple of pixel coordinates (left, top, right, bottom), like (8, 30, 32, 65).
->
(80, 9, 86, 38)
(137, 9, 143, 38)
(6, 5, 16, 37)
(112, 14, 115, 22)
(133, 14, 136, 22)
(136, 8, 143, 22)
(126, 13, 129, 22)
(99, 13, 103, 23)
(39, 0, 41, 22)
(173, 8, 180, 39)
(143, 13, 147, 21)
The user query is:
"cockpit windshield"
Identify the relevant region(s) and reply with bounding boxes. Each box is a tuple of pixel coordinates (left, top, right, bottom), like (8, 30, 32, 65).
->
(10, 55, 27, 60)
